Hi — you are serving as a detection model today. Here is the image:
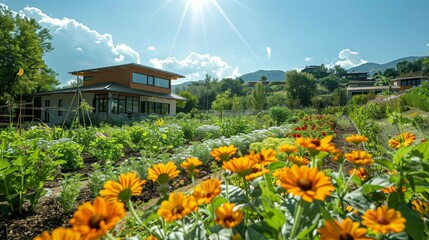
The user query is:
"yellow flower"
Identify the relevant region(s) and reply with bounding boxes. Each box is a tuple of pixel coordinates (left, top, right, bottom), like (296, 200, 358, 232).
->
(344, 150, 374, 166)
(210, 145, 237, 161)
(345, 134, 369, 145)
(155, 118, 164, 126)
(147, 234, 158, 240)
(287, 155, 310, 165)
(412, 199, 429, 218)
(215, 203, 243, 228)
(245, 163, 269, 181)
(247, 148, 277, 165)
(388, 132, 416, 148)
(147, 162, 180, 184)
(157, 192, 198, 222)
(69, 197, 125, 240)
(100, 172, 146, 203)
(380, 186, 406, 194)
(362, 206, 406, 234)
(278, 144, 298, 154)
(193, 178, 221, 204)
(295, 135, 336, 155)
(222, 156, 256, 177)
(34, 227, 81, 240)
(275, 165, 335, 203)
(346, 205, 359, 215)
(180, 157, 203, 177)
(318, 218, 372, 240)
(331, 148, 343, 162)
(349, 168, 369, 181)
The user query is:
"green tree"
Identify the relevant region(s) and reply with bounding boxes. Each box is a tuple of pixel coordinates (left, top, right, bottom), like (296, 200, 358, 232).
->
(231, 95, 244, 113)
(211, 90, 232, 120)
(333, 65, 347, 78)
(176, 91, 199, 113)
(285, 70, 317, 107)
(248, 82, 266, 111)
(319, 77, 339, 92)
(0, 7, 58, 101)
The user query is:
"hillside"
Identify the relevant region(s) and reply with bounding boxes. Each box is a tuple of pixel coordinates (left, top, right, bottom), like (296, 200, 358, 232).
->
(348, 56, 426, 75)
(240, 70, 286, 82)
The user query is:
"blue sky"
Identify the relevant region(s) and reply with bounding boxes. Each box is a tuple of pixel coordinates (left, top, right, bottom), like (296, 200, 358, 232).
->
(2, 0, 429, 85)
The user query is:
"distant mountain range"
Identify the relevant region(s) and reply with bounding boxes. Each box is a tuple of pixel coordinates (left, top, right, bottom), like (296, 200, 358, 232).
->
(172, 55, 427, 91)
(240, 70, 286, 82)
(348, 56, 427, 75)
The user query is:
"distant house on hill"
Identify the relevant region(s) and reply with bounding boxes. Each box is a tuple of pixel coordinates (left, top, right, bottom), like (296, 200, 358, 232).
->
(345, 71, 401, 99)
(35, 63, 186, 125)
(302, 66, 318, 74)
(390, 76, 429, 91)
(248, 80, 269, 87)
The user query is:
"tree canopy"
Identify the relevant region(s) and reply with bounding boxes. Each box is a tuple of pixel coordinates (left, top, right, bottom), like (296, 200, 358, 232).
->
(0, 7, 58, 101)
(285, 70, 317, 107)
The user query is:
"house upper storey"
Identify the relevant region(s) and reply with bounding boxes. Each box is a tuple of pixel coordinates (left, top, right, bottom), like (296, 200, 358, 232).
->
(69, 63, 185, 94)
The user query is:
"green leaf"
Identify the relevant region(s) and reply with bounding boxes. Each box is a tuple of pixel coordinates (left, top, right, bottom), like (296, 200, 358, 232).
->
(374, 158, 395, 171)
(393, 146, 413, 164)
(268, 161, 287, 171)
(411, 141, 429, 160)
(246, 225, 269, 240)
(258, 198, 285, 231)
(398, 204, 424, 240)
(343, 187, 371, 213)
(211, 195, 227, 210)
(362, 177, 390, 194)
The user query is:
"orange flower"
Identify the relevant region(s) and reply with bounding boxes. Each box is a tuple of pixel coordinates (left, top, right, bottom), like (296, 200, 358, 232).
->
(318, 218, 371, 240)
(246, 148, 277, 165)
(331, 148, 343, 162)
(380, 186, 406, 194)
(147, 162, 180, 184)
(389, 132, 416, 148)
(210, 145, 237, 161)
(222, 156, 256, 177)
(215, 203, 243, 228)
(344, 150, 374, 166)
(157, 192, 198, 222)
(287, 155, 310, 165)
(362, 206, 406, 234)
(275, 165, 335, 202)
(180, 157, 203, 177)
(34, 227, 81, 240)
(245, 163, 269, 181)
(278, 144, 298, 154)
(349, 168, 369, 181)
(345, 134, 368, 145)
(412, 199, 429, 217)
(193, 178, 221, 204)
(295, 135, 336, 155)
(100, 172, 146, 202)
(69, 197, 125, 240)
(346, 205, 359, 215)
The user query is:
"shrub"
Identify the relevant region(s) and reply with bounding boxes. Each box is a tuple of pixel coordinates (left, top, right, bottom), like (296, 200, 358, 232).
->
(269, 106, 292, 125)
(48, 138, 84, 170)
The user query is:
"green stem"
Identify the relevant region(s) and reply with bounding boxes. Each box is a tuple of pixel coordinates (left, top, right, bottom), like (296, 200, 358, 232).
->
(311, 156, 318, 169)
(182, 218, 188, 239)
(127, 199, 143, 225)
(3, 177, 14, 212)
(242, 177, 250, 199)
(224, 173, 229, 200)
(191, 174, 196, 188)
(289, 200, 305, 240)
(105, 232, 117, 240)
(19, 166, 24, 214)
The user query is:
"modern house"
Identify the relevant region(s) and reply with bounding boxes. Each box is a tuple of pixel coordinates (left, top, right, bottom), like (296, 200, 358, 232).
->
(35, 63, 187, 125)
(344, 71, 401, 99)
(390, 76, 429, 91)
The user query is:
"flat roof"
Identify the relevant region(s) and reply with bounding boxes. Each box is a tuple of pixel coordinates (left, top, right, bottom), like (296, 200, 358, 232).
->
(391, 76, 429, 81)
(346, 86, 400, 91)
(69, 63, 185, 79)
(35, 82, 187, 101)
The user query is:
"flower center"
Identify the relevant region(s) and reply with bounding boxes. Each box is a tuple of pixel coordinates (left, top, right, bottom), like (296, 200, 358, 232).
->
(205, 192, 212, 199)
(310, 139, 321, 147)
(89, 215, 104, 229)
(224, 216, 235, 224)
(174, 205, 184, 214)
(297, 178, 312, 191)
(377, 216, 390, 225)
(339, 233, 354, 240)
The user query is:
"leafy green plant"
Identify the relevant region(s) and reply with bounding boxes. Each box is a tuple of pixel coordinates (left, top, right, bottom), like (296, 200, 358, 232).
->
(48, 138, 84, 170)
(56, 174, 83, 213)
(269, 106, 292, 125)
(87, 163, 116, 197)
(89, 136, 124, 163)
(0, 138, 64, 215)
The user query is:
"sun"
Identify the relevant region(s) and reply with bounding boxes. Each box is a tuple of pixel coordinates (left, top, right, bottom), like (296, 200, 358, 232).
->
(189, 0, 208, 9)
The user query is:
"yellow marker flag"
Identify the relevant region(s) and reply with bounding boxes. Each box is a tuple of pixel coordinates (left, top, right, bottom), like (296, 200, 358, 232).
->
(17, 68, 24, 76)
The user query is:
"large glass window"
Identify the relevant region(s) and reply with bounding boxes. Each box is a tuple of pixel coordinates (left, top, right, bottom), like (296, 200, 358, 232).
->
(58, 99, 63, 116)
(132, 72, 148, 84)
(94, 94, 108, 113)
(132, 72, 170, 89)
(141, 101, 170, 115)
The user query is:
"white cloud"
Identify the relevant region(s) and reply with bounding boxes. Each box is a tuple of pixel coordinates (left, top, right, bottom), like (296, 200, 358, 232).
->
(426, 42, 429, 47)
(335, 49, 367, 69)
(149, 52, 240, 84)
(304, 57, 313, 62)
(266, 47, 272, 58)
(11, 5, 140, 84)
(147, 45, 156, 51)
